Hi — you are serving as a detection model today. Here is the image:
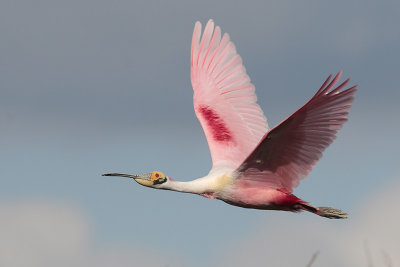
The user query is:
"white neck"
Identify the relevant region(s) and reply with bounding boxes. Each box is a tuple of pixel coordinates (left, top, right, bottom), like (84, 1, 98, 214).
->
(161, 167, 234, 195)
(164, 177, 212, 195)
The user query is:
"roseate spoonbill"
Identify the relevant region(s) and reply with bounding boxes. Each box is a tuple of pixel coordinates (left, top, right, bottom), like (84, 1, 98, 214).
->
(103, 19, 357, 219)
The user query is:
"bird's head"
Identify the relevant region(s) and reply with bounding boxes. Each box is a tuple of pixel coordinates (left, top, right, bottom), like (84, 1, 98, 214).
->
(102, 171, 169, 189)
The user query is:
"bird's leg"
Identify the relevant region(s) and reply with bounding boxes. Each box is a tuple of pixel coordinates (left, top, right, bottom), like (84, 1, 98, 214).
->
(297, 203, 348, 219)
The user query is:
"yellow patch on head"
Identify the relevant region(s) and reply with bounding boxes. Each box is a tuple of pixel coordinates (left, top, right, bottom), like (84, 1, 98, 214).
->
(150, 171, 165, 182)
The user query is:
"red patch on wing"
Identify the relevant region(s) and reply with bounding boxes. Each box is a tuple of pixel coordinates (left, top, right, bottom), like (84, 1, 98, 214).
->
(198, 105, 233, 143)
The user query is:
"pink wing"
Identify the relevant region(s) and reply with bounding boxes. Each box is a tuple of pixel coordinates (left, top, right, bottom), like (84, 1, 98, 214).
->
(236, 71, 357, 192)
(191, 20, 268, 169)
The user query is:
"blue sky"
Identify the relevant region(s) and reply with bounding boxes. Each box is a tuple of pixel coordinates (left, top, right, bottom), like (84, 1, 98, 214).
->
(1, 0, 399, 266)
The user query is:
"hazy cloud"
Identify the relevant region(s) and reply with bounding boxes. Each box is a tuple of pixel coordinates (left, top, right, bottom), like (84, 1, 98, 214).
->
(1, 176, 399, 267)
(0, 201, 184, 267)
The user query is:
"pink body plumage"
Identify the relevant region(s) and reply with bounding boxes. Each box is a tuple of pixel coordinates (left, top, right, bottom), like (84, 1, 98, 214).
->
(218, 180, 305, 211)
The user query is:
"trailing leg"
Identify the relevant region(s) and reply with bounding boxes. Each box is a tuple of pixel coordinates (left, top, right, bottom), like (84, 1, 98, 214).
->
(298, 203, 348, 219)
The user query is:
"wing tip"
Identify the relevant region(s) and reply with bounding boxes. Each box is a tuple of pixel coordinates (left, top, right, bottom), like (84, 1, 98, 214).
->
(193, 19, 216, 37)
(316, 70, 358, 98)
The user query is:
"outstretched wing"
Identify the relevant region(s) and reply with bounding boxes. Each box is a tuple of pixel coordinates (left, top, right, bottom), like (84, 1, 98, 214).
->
(191, 20, 269, 169)
(236, 71, 357, 192)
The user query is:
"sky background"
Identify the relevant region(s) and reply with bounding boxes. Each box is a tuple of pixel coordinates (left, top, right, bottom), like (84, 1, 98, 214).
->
(1, 0, 399, 266)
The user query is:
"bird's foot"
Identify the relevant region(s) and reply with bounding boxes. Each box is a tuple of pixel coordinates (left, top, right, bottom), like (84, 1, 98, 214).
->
(317, 207, 348, 219)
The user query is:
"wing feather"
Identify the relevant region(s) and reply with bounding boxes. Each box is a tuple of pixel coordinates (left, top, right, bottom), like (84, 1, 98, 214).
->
(236, 71, 357, 192)
(191, 20, 269, 169)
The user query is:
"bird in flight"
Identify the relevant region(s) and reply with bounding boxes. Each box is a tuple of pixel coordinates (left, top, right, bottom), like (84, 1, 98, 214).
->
(103, 19, 357, 219)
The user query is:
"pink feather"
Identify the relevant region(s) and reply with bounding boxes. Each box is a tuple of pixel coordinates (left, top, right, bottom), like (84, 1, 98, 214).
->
(191, 19, 269, 169)
(235, 71, 357, 192)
